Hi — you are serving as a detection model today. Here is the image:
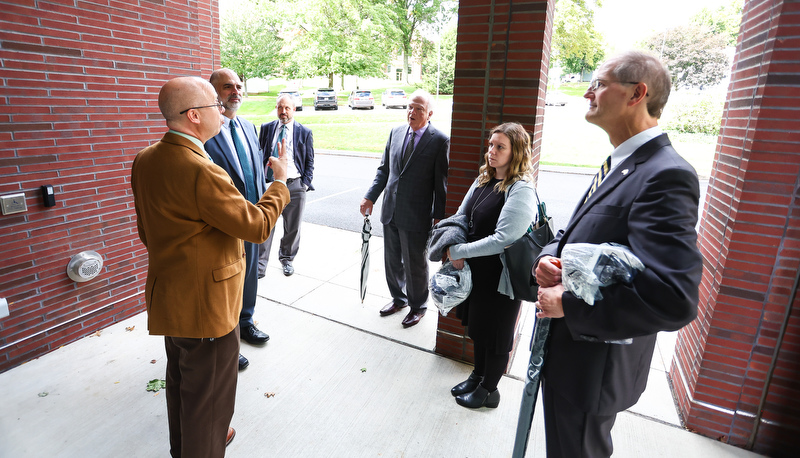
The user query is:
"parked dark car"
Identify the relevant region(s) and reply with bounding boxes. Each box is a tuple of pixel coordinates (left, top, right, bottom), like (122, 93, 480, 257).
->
(314, 88, 338, 110)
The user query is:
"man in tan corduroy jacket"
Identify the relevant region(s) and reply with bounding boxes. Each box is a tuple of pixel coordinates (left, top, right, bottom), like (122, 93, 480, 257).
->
(131, 76, 290, 457)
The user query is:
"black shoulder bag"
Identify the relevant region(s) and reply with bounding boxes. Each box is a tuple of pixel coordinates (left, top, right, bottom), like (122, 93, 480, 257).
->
(503, 188, 556, 302)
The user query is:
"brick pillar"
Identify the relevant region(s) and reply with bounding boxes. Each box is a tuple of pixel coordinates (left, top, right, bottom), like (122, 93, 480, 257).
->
(434, 0, 554, 364)
(670, 0, 800, 455)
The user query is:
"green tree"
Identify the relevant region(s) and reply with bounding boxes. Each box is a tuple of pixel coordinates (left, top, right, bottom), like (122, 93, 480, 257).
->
(220, 0, 283, 94)
(285, 0, 397, 88)
(691, 0, 744, 46)
(389, 0, 456, 84)
(642, 24, 729, 90)
(421, 24, 456, 95)
(552, 0, 605, 77)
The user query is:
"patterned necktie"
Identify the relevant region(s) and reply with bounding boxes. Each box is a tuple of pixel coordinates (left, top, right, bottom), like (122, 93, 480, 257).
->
(267, 124, 287, 181)
(402, 130, 414, 168)
(584, 155, 611, 203)
(230, 120, 258, 203)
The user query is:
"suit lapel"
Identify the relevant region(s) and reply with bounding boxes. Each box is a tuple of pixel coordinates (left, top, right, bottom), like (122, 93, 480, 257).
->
(564, 134, 669, 240)
(392, 125, 408, 172)
(292, 122, 302, 170)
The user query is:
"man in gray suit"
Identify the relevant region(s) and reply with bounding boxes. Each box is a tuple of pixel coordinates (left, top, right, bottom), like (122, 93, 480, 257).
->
(360, 90, 449, 328)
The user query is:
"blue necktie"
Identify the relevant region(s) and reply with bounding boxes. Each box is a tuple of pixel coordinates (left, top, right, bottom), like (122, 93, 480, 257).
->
(230, 120, 258, 203)
(267, 124, 287, 181)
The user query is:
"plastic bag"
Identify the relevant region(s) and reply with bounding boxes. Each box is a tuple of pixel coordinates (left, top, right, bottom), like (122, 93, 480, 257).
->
(429, 261, 473, 316)
(561, 243, 644, 306)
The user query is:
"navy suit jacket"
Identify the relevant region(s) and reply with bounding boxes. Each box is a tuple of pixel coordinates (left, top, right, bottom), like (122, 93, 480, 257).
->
(205, 117, 266, 201)
(539, 133, 702, 415)
(258, 120, 315, 191)
(365, 123, 449, 232)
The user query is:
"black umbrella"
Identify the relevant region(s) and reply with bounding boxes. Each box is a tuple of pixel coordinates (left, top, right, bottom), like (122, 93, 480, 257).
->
(512, 316, 551, 457)
(360, 214, 372, 303)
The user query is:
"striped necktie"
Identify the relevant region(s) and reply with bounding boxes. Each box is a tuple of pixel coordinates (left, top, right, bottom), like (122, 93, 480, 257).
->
(584, 155, 611, 203)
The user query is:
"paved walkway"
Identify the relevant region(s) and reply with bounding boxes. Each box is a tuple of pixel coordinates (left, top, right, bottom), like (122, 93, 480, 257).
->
(0, 223, 761, 457)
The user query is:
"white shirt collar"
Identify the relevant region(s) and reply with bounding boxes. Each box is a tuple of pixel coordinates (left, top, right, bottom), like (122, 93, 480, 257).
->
(609, 126, 662, 171)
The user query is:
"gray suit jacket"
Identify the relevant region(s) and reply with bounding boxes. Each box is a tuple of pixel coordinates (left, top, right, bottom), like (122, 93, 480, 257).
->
(365, 123, 449, 232)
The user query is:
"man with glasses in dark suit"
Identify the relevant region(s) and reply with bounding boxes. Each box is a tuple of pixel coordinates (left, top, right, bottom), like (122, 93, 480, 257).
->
(132, 76, 289, 456)
(534, 51, 702, 457)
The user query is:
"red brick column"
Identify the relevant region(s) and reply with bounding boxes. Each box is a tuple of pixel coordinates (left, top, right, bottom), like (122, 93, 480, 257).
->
(435, 0, 554, 364)
(0, 0, 221, 372)
(670, 0, 800, 455)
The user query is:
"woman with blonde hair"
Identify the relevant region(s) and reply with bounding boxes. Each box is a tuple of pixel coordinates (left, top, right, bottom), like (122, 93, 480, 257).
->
(444, 122, 537, 408)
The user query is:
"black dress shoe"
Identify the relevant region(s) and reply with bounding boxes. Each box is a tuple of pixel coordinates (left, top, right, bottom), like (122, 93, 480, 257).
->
(282, 263, 294, 276)
(241, 324, 270, 345)
(456, 384, 500, 409)
(379, 301, 407, 316)
(401, 309, 426, 328)
(451, 372, 483, 397)
(226, 427, 236, 446)
(238, 354, 249, 371)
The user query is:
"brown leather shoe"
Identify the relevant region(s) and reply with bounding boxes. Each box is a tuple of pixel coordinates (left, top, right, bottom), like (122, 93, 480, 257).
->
(226, 427, 236, 446)
(379, 301, 407, 316)
(401, 309, 426, 327)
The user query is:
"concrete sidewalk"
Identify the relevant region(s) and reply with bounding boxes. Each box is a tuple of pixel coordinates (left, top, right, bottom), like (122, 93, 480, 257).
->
(0, 223, 761, 457)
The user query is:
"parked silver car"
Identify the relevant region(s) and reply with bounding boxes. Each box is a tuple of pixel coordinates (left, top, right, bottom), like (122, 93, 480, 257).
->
(348, 90, 374, 110)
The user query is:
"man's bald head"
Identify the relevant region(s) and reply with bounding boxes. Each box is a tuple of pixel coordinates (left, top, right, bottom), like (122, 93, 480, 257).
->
(158, 77, 216, 123)
(158, 76, 222, 141)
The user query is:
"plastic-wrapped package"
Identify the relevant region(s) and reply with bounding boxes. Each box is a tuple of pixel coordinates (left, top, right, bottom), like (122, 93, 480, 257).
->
(429, 261, 473, 316)
(561, 243, 644, 306)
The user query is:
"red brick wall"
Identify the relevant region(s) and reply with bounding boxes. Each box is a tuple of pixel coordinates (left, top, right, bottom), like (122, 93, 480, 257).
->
(0, 0, 220, 373)
(670, 0, 800, 454)
(436, 0, 554, 363)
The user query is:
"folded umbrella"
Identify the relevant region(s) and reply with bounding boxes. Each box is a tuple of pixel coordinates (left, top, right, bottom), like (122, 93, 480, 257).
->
(360, 214, 371, 303)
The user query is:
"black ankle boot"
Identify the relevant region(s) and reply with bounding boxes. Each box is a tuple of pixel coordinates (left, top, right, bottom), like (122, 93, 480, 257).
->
(451, 372, 483, 397)
(455, 384, 500, 409)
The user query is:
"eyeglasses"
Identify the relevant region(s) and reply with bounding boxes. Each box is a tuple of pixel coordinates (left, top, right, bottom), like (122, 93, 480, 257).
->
(179, 101, 224, 115)
(587, 78, 639, 92)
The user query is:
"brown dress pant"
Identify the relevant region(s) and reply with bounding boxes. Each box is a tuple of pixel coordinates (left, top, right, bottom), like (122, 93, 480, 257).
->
(164, 326, 239, 458)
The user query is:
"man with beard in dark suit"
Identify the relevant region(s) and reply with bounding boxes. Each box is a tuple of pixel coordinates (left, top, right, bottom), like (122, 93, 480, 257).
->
(258, 93, 315, 278)
(205, 68, 270, 372)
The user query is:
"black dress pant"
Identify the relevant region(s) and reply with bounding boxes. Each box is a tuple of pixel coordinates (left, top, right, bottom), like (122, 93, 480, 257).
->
(542, 377, 617, 458)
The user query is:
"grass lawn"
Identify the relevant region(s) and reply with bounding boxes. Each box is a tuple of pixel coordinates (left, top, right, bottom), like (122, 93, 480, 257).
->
(238, 91, 717, 177)
(555, 82, 590, 97)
